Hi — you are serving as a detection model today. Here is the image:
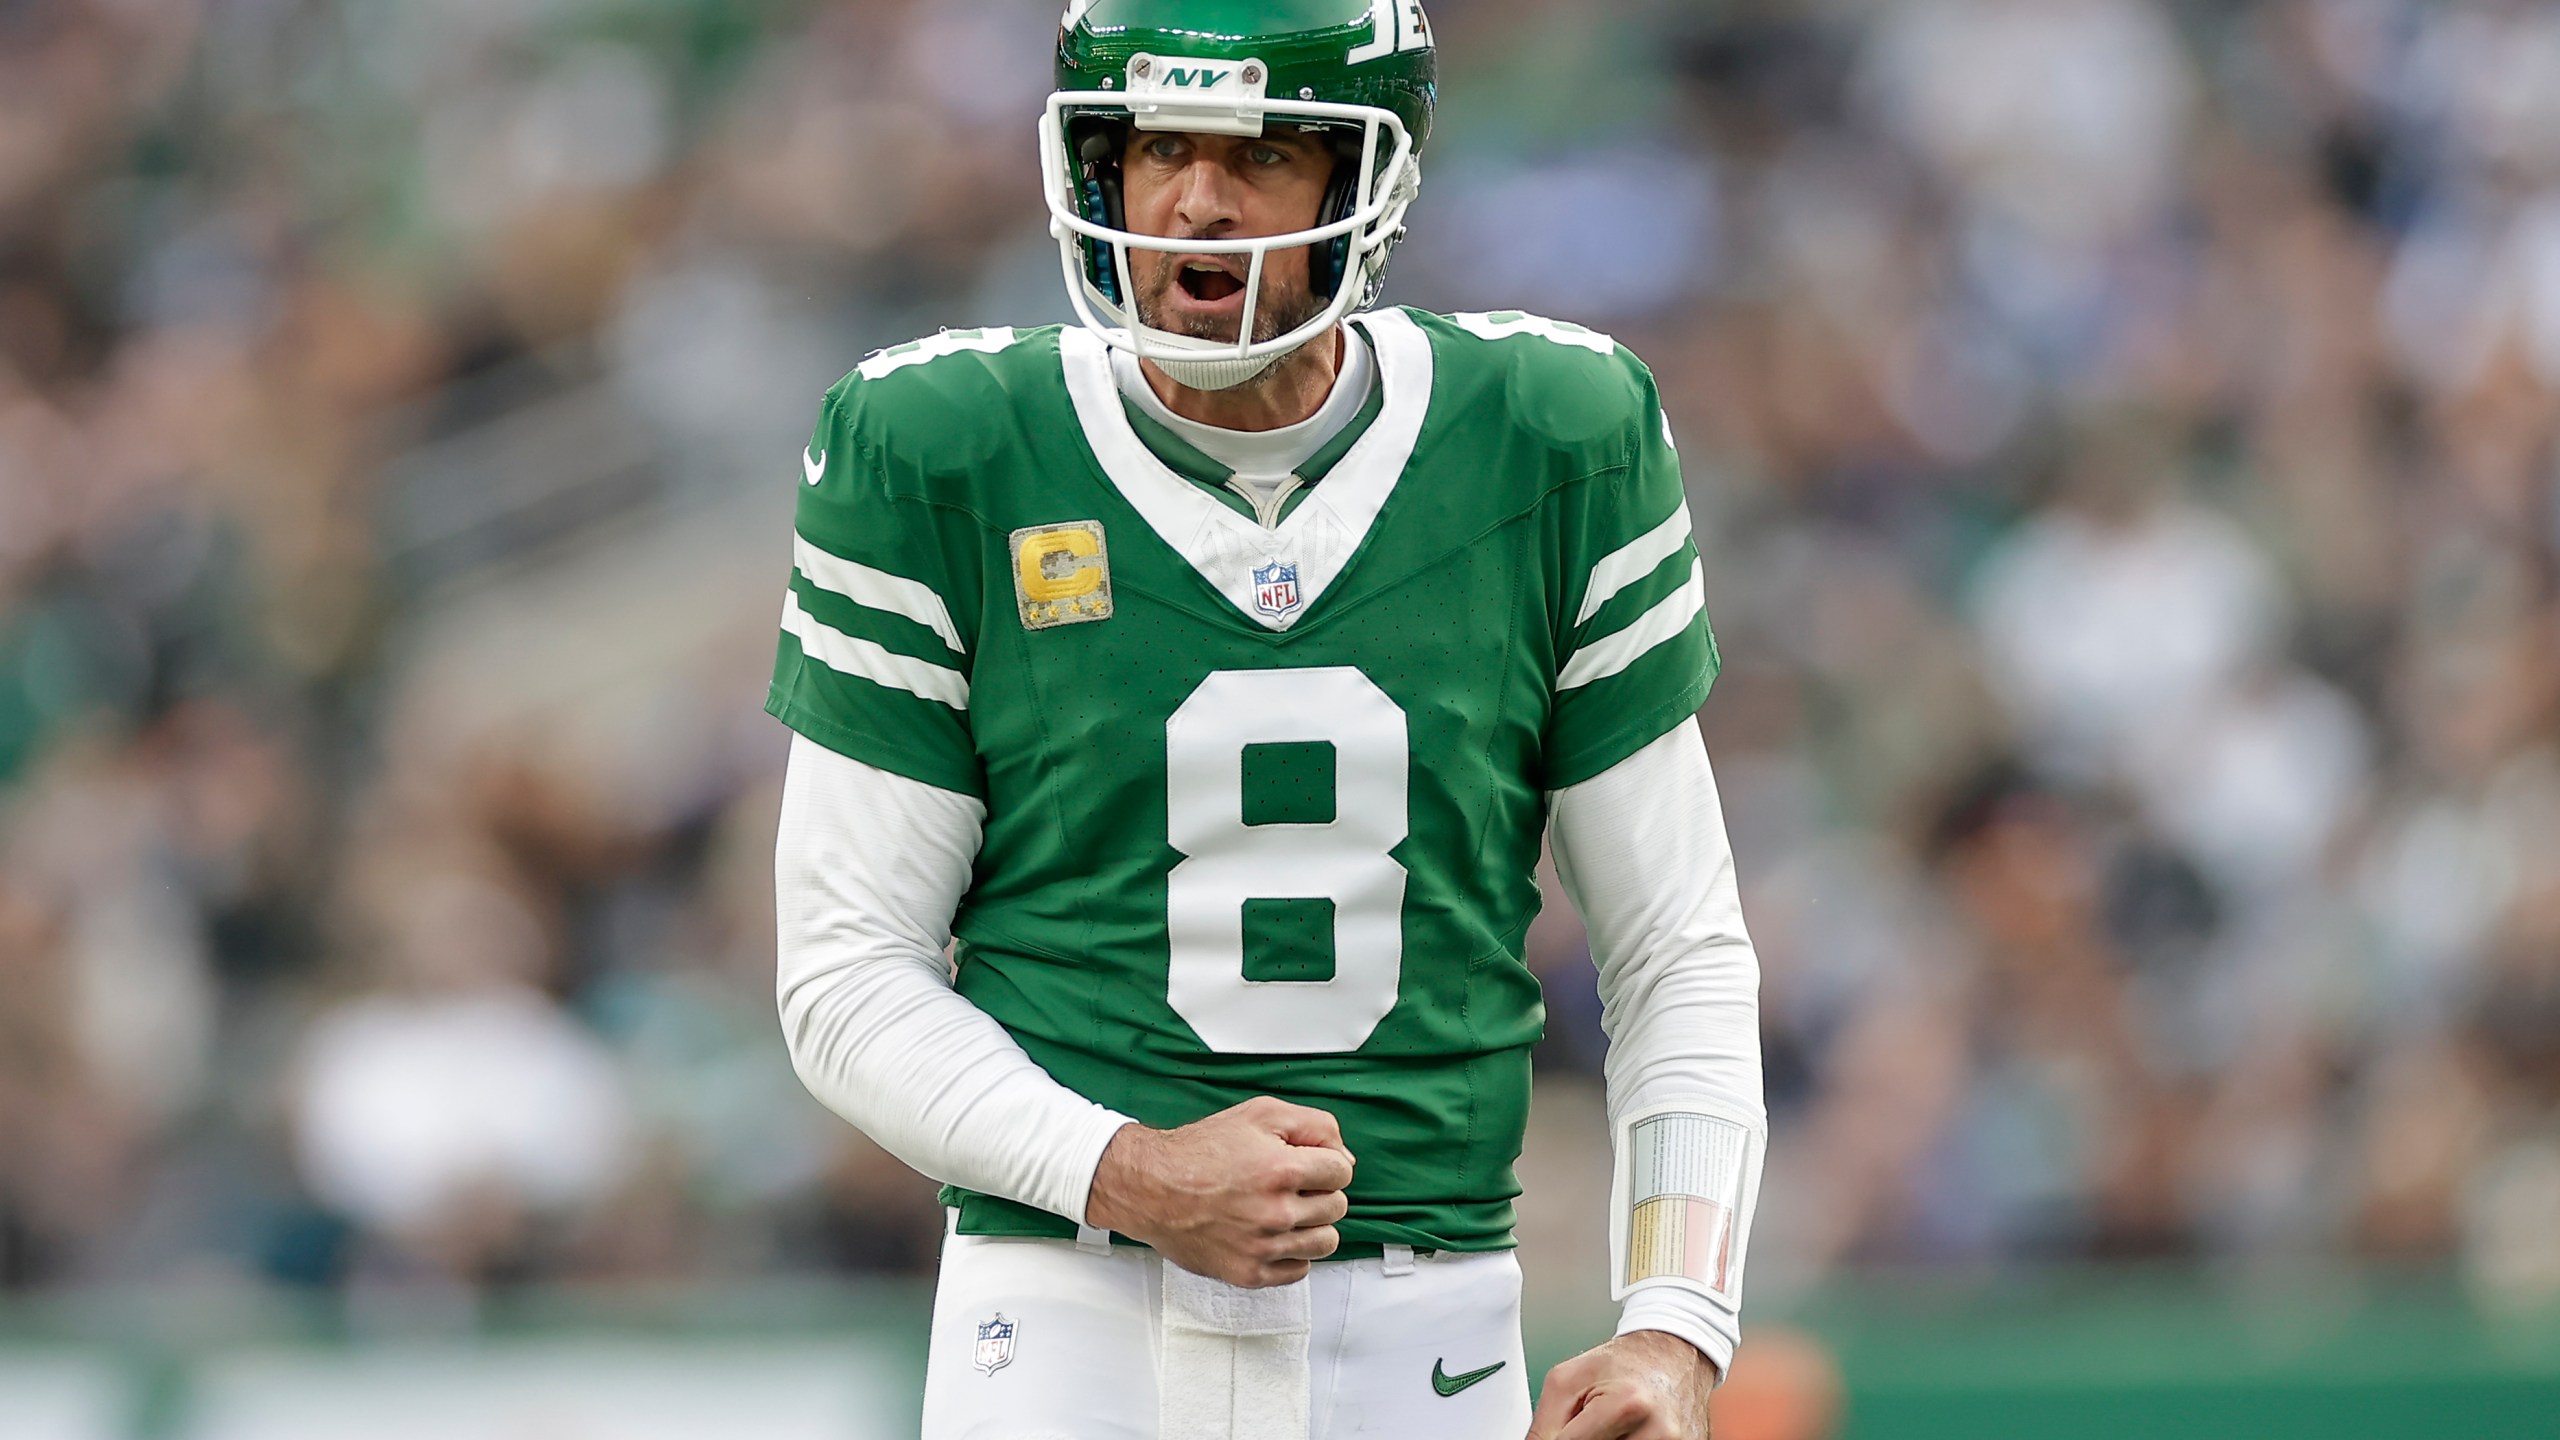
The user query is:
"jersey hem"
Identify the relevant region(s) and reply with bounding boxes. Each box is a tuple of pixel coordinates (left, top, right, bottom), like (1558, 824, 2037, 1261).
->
(766, 682, 985, 800)
(1543, 668, 1713, 792)
(942, 1187, 1520, 1255)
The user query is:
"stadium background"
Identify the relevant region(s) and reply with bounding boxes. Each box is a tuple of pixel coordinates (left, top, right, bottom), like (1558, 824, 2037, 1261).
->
(5, 0, 2560, 1435)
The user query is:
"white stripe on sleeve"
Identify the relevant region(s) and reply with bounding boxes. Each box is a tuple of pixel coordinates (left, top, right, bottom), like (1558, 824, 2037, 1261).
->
(1559, 559, 1705, 691)
(1577, 507, 1695, 625)
(783, 592, 970, 710)
(794, 535, 965, 654)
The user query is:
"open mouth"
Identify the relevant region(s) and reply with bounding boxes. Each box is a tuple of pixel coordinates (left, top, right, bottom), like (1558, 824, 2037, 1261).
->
(1176, 259, 1246, 304)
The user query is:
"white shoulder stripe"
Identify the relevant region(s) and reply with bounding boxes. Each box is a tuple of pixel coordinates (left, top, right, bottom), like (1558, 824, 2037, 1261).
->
(1577, 506, 1696, 625)
(1559, 559, 1705, 692)
(782, 593, 969, 710)
(794, 535, 964, 654)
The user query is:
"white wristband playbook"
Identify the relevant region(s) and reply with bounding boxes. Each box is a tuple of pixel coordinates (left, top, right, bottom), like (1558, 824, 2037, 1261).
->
(1608, 1101, 1765, 1309)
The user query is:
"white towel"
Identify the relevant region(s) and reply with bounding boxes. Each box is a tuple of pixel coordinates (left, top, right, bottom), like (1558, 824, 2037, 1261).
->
(1158, 1262, 1313, 1440)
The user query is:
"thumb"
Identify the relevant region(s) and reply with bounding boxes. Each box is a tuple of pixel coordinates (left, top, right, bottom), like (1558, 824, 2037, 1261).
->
(1526, 1356, 1596, 1440)
(1263, 1100, 1350, 1155)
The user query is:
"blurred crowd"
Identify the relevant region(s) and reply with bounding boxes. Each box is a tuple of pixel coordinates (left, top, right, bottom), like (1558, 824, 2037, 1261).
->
(4, 0, 2560, 1324)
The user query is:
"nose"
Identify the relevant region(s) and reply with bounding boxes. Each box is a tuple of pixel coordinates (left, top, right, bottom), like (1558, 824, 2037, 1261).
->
(1173, 156, 1240, 236)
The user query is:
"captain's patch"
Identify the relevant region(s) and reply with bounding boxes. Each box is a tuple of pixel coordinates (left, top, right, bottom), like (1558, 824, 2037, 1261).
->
(1013, 521, 1113, 630)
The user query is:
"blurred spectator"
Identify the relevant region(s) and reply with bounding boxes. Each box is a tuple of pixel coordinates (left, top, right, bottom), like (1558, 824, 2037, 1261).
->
(1972, 412, 2291, 788)
(288, 855, 635, 1281)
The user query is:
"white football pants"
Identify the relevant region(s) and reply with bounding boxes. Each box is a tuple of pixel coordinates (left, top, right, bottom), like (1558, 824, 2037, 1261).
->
(922, 1222, 1531, 1439)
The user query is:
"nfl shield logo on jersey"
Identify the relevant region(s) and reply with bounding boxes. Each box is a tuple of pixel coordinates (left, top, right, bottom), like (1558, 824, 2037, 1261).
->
(1254, 560, 1302, 619)
(973, 1313, 1017, 1375)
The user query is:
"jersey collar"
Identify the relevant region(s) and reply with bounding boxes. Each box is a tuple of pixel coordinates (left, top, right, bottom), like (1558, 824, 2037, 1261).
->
(1061, 308, 1432, 633)
(1115, 355, 1389, 522)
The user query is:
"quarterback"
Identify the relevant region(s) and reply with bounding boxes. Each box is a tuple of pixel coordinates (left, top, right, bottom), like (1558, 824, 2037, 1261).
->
(770, 2, 1766, 1437)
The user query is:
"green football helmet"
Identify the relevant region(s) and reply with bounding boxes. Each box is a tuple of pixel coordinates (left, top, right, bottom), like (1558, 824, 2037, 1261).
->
(1041, 0, 1437, 389)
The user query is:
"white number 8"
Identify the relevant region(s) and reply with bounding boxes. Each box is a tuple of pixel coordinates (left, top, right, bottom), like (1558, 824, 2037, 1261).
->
(1165, 668, 1408, 1054)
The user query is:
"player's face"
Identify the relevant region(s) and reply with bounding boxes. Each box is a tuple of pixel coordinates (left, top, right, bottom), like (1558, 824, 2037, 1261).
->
(1119, 127, 1334, 347)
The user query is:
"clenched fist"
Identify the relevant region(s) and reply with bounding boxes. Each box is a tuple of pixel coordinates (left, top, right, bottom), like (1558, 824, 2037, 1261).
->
(1082, 1095, 1355, 1287)
(1527, 1330, 1718, 1440)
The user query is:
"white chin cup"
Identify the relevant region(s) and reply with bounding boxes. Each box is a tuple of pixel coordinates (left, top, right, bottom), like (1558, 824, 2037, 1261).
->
(1143, 339, 1292, 391)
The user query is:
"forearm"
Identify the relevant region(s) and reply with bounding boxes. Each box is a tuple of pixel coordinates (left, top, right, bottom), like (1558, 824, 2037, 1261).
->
(776, 734, 1134, 1223)
(1549, 720, 1768, 1379)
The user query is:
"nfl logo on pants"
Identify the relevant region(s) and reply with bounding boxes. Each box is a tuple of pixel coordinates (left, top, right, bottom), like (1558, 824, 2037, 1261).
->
(1254, 560, 1302, 619)
(973, 1313, 1017, 1375)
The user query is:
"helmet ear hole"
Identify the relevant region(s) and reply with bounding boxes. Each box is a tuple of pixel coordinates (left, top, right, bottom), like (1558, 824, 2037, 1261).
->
(1070, 119, 1129, 304)
(1309, 133, 1364, 301)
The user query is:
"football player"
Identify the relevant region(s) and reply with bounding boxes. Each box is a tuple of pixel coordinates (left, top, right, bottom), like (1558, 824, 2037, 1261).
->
(770, 3, 1765, 1436)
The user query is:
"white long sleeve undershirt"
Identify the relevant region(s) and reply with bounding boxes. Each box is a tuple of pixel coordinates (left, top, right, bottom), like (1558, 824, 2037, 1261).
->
(774, 718, 1764, 1372)
(1550, 720, 1766, 1374)
(774, 738, 1135, 1221)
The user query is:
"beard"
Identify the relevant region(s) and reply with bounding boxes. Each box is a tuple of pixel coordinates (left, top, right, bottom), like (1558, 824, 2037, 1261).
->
(1130, 248, 1329, 348)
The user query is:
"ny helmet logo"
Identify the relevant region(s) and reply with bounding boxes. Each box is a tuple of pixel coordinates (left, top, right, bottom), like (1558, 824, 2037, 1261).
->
(1163, 67, 1232, 88)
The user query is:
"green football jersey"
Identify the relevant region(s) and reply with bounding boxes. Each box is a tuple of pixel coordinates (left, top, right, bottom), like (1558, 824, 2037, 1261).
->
(767, 307, 1717, 1252)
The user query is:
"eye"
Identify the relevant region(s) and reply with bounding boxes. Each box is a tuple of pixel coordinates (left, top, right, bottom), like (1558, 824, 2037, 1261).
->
(1144, 136, 1186, 161)
(1247, 145, 1287, 167)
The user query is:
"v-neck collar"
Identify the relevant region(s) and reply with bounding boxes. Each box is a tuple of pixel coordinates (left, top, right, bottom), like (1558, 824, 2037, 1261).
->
(1116, 364, 1389, 525)
(1060, 309, 1433, 633)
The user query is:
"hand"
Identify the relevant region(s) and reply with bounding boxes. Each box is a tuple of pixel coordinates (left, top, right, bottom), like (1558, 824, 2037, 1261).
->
(1081, 1095, 1354, 1288)
(1526, 1330, 1719, 1440)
